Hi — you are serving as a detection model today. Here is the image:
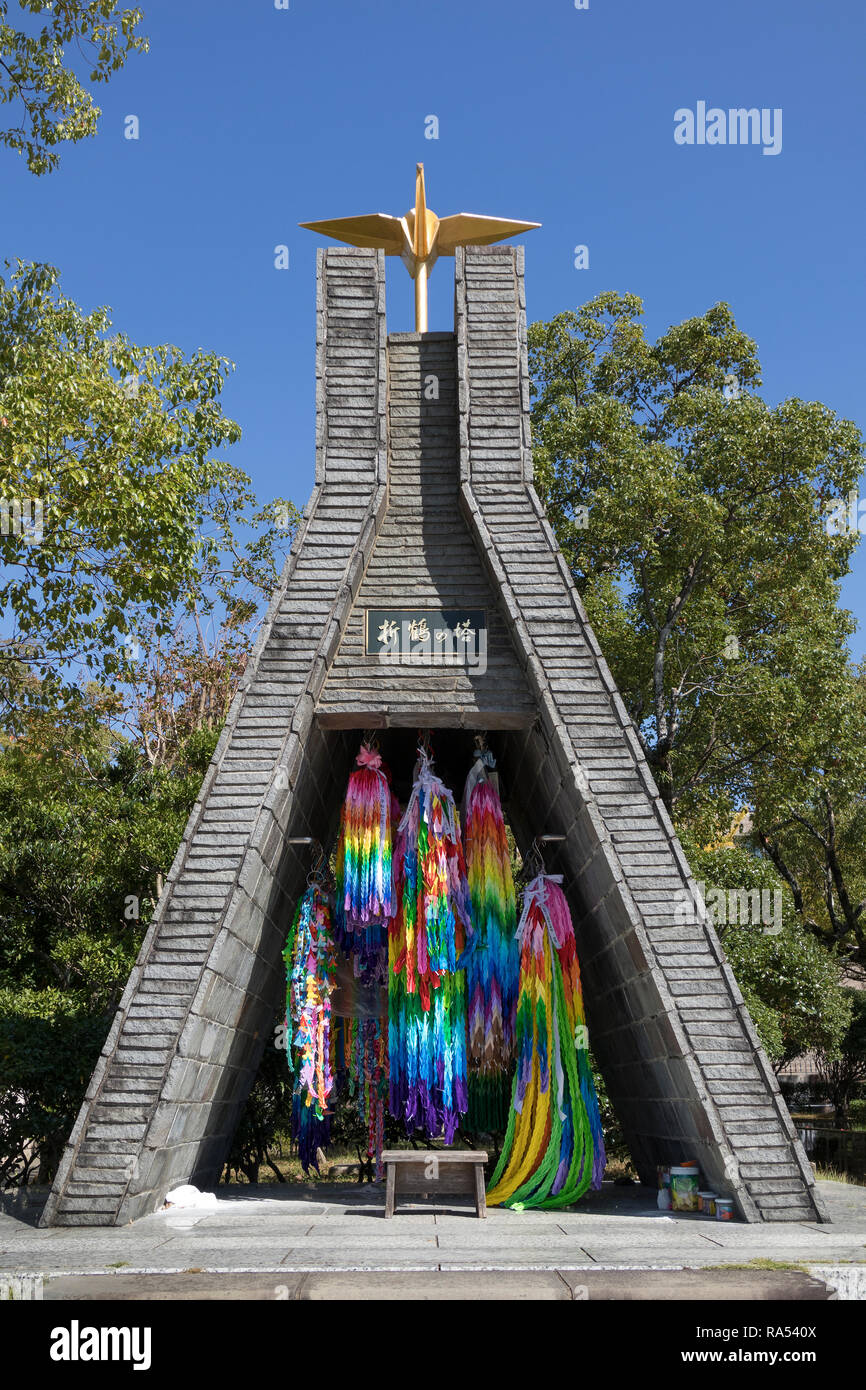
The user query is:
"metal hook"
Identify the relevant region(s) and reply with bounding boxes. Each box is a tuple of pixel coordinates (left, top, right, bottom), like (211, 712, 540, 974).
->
(527, 837, 546, 878)
(519, 833, 565, 884)
(306, 838, 327, 887)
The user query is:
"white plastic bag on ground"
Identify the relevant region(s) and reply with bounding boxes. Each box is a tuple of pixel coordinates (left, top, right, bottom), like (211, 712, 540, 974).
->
(163, 1184, 218, 1209)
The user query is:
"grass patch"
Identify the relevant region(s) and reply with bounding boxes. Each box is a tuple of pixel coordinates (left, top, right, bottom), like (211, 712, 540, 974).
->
(708, 1259, 810, 1274)
(815, 1165, 855, 1184)
(104, 1261, 129, 1269)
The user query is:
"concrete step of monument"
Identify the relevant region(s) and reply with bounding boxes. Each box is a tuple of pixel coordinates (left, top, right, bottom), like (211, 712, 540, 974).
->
(675, 1001, 750, 1020)
(730, 1138, 795, 1158)
(683, 1017, 744, 1034)
(66, 1181, 128, 1198)
(144, 936, 215, 953)
(725, 1122, 794, 1140)
(760, 1207, 818, 1221)
(70, 1164, 135, 1181)
(91, 1103, 155, 1123)
(141, 964, 204, 982)
(472, 461, 523, 476)
(148, 953, 211, 971)
(651, 933, 718, 950)
(133, 986, 195, 1005)
(712, 1100, 781, 1116)
(755, 1196, 813, 1214)
(51, 1211, 115, 1226)
(746, 1177, 812, 1195)
(740, 1162, 804, 1179)
(613, 831, 676, 849)
(669, 972, 739, 990)
(113, 1049, 175, 1067)
(388, 395, 458, 408)
(104, 1063, 166, 1081)
(84, 1123, 149, 1142)
(56, 1196, 121, 1215)
(92, 1089, 159, 1108)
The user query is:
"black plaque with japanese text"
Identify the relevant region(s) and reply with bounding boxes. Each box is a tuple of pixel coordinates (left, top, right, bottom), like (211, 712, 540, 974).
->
(365, 608, 488, 657)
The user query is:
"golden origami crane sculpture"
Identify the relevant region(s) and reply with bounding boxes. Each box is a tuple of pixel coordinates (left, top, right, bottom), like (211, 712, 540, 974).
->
(300, 163, 540, 331)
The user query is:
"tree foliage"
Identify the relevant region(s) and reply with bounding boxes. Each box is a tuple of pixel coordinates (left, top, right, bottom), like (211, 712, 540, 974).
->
(751, 663, 866, 964)
(0, 708, 219, 1183)
(0, 267, 300, 1184)
(0, 261, 299, 729)
(684, 842, 853, 1067)
(0, 1, 147, 174)
(529, 295, 864, 837)
(817, 991, 866, 1125)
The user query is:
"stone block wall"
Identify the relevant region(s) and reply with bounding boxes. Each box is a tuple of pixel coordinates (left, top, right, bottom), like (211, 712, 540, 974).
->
(317, 331, 534, 727)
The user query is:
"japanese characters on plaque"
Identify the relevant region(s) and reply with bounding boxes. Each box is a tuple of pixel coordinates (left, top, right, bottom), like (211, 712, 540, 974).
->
(365, 609, 488, 667)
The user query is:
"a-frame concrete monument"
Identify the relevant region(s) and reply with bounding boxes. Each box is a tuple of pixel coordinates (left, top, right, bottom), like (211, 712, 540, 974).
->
(43, 188, 824, 1226)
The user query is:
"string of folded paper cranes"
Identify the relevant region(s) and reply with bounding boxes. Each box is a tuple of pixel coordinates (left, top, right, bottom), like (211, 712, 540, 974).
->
(282, 733, 605, 1207)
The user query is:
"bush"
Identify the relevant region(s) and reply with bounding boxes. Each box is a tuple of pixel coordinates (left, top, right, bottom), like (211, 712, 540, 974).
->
(682, 842, 852, 1067)
(818, 990, 866, 1125)
(0, 989, 110, 1186)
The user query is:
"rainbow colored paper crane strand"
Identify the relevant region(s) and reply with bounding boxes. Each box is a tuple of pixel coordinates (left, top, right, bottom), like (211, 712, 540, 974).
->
(283, 882, 337, 1173)
(460, 754, 519, 1132)
(338, 744, 397, 927)
(486, 874, 605, 1208)
(344, 1016, 388, 1178)
(334, 744, 398, 980)
(388, 746, 472, 1142)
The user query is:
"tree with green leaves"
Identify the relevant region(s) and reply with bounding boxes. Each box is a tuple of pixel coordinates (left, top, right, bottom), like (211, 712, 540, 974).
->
(818, 991, 866, 1126)
(751, 663, 866, 965)
(0, 261, 300, 1184)
(684, 841, 853, 1069)
(0, 703, 218, 1183)
(0, 1, 147, 175)
(0, 260, 299, 729)
(0, 547, 299, 1183)
(529, 295, 864, 839)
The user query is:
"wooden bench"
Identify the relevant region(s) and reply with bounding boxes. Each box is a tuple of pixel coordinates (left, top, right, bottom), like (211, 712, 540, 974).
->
(382, 1150, 488, 1219)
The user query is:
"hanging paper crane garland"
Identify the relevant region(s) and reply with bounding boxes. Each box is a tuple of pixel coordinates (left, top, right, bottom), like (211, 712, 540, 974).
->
(337, 742, 397, 927)
(340, 1016, 388, 1180)
(283, 880, 337, 1173)
(486, 874, 605, 1208)
(333, 742, 398, 982)
(460, 748, 519, 1132)
(388, 745, 472, 1142)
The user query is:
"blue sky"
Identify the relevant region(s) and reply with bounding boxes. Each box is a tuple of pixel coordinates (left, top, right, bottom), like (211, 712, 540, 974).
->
(3, 0, 864, 657)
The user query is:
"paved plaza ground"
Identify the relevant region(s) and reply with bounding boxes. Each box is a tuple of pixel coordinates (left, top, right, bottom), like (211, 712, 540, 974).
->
(2, 1178, 866, 1299)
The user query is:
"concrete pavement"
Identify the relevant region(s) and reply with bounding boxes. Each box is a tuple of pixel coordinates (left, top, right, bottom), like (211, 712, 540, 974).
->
(1, 1179, 864, 1298)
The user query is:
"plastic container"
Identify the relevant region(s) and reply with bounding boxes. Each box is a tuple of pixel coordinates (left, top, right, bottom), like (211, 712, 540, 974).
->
(657, 1165, 672, 1190)
(670, 1166, 700, 1212)
(715, 1198, 734, 1221)
(697, 1190, 716, 1215)
(657, 1186, 672, 1210)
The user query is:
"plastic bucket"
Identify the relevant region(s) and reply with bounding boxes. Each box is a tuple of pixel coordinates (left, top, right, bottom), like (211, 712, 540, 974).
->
(715, 1198, 734, 1221)
(670, 1166, 700, 1212)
